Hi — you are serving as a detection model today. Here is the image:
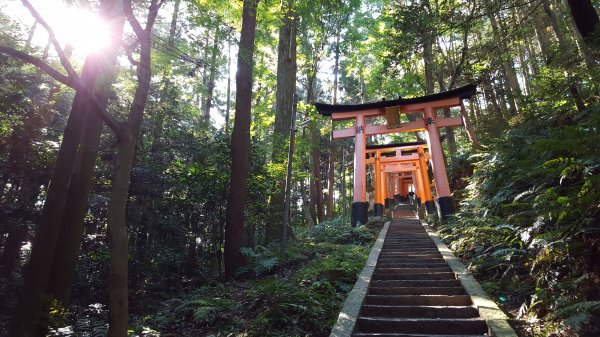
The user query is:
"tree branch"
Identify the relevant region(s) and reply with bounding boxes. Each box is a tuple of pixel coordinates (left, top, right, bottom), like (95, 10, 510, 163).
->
(124, 0, 145, 39)
(86, 90, 126, 137)
(21, 0, 78, 79)
(0, 45, 75, 87)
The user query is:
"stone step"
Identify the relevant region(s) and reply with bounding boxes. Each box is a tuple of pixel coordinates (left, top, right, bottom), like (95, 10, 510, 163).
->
(379, 252, 442, 257)
(375, 258, 446, 264)
(375, 267, 453, 274)
(382, 247, 438, 251)
(383, 240, 435, 247)
(380, 248, 440, 252)
(353, 333, 487, 337)
(368, 287, 466, 296)
(360, 305, 479, 318)
(370, 279, 463, 288)
(372, 272, 456, 281)
(382, 240, 433, 243)
(375, 263, 448, 269)
(365, 295, 473, 306)
(357, 317, 488, 334)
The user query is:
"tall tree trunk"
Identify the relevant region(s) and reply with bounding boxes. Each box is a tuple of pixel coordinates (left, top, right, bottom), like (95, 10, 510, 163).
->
(327, 35, 340, 219)
(531, 3, 556, 61)
(0, 224, 27, 278)
(489, 13, 521, 114)
(203, 26, 221, 121)
(224, 0, 259, 278)
(333, 36, 340, 104)
(423, 34, 435, 94)
(543, 0, 570, 53)
(266, 0, 297, 243)
(8, 1, 126, 335)
(107, 2, 160, 335)
(326, 146, 335, 219)
(566, 0, 600, 42)
(306, 65, 323, 223)
(45, 116, 104, 306)
(300, 179, 315, 227)
(360, 70, 366, 103)
(225, 28, 233, 135)
(310, 121, 324, 222)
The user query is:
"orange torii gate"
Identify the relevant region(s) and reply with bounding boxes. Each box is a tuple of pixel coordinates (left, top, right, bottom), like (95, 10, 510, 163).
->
(314, 84, 477, 226)
(365, 142, 436, 216)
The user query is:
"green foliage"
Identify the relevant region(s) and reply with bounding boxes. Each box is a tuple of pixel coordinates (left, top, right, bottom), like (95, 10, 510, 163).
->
(303, 216, 375, 244)
(439, 101, 600, 335)
(298, 243, 370, 293)
(152, 286, 239, 330)
(240, 245, 280, 276)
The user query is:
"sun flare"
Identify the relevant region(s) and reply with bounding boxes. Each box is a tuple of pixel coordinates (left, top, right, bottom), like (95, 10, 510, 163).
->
(8, 0, 114, 57)
(50, 6, 111, 56)
(56, 8, 111, 55)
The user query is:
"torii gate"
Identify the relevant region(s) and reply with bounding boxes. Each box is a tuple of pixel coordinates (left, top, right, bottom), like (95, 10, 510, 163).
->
(314, 84, 478, 226)
(365, 142, 436, 216)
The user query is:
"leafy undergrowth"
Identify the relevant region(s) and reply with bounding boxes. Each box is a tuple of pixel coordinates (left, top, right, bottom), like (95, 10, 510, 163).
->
(435, 106, 600, 337)
(124, 217, 384, 337)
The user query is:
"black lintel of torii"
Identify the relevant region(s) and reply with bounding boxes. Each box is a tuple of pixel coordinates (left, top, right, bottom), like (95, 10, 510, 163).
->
(313, 83, 477, 116)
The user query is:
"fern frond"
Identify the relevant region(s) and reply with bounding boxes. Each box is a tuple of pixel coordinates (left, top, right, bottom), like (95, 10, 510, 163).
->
(548, 301, 600, 320)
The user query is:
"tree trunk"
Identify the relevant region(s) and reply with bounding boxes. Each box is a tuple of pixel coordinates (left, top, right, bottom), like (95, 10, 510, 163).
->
(310, 121, 324, 222)
(531, 3, 556, 61)
(566, 0, 600, 41)
(543, 0, 570, 53)
(489, 13, 520, 114)
(266, 0, 297, 243)
(224, 0, 259, 278)
(203, 26, 221, 122)
(9, 1, 125, 333)
(333, 36, 340, 104)
(106, 2, 160, 335)
(0, 224, 27, 278)
(300, 179, 315, 227)
(423, 33, 435, 94)
(45, 115, 104, 306)
(326, 146, 335, 219)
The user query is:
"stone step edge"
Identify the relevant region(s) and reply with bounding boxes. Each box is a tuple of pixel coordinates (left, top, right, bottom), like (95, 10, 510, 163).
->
(418, 218, 518, 337)
(329, 220, 390, 337)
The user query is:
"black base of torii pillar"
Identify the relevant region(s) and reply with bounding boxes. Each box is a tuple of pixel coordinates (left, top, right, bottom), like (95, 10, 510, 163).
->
(425, 200, 436, 215)
(351, 202, 369, 227)
(373, 203, 384, 217)
(437, 196, 454, 220)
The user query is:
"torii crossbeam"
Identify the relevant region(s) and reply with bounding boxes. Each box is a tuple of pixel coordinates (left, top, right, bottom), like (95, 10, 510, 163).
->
(314, 84, 477, 226)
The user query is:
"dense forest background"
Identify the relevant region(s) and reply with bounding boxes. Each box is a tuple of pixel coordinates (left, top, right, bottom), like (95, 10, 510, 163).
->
(0, 0, 598, 336)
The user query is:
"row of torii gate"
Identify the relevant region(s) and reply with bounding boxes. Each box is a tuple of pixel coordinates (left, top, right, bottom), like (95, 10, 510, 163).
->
(315, 84, 478, 226)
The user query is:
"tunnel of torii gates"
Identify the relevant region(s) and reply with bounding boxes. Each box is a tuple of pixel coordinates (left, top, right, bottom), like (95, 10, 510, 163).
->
(314, 83, 479, 226)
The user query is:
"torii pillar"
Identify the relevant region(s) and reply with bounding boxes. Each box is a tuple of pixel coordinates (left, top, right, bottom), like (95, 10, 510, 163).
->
(352, 114, 368, 226)
(373, 153, 384, 216)
(424, 107, 453, 218)
(418, 147, 436, 214)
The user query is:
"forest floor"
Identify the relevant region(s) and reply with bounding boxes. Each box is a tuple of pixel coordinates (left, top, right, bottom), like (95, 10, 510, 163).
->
(125, 218, 385, 337)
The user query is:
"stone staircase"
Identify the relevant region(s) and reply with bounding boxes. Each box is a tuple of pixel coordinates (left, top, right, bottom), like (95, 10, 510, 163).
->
(351, 206, 489, 337)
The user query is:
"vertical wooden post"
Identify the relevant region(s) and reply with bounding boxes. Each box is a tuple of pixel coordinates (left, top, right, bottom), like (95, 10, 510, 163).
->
(351, 114, 368, 226)
(418, 148, 435, 215)
(383, 172, 392, 209)
(423, 107, 454, 219)
(373, 151, 384, 216)
(414, 169, 424, 205)
(394, 174, 401, 200)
